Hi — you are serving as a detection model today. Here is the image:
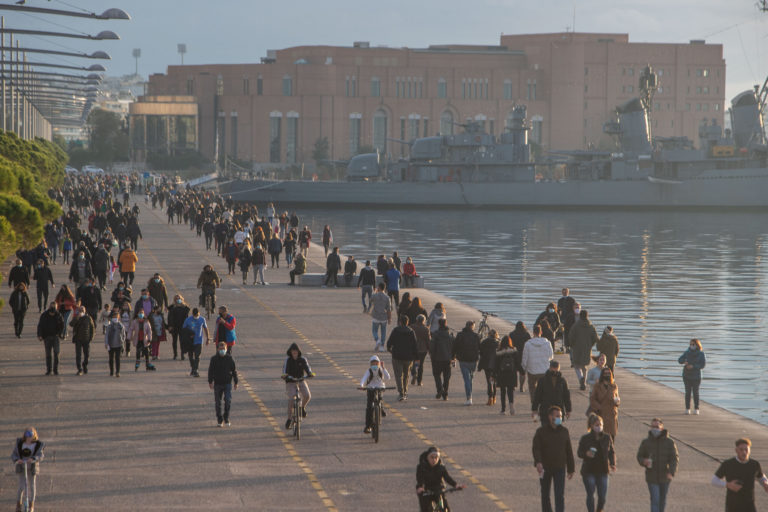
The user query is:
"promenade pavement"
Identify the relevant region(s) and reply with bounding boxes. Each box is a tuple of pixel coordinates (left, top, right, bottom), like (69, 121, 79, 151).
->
(2, 201, 768, 511)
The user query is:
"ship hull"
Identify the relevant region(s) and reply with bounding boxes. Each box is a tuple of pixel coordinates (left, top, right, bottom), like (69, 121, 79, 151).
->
(218, 171, 768, 209)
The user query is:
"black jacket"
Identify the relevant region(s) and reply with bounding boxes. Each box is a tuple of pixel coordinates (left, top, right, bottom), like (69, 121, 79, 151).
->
(577, 432, 616, 475)
(70, 314, 95, 344)
(208, 353, 238, 385)
(282, 343, 313, 380)
(326, 252, 341, 272)
(33, 266, 54, 290)
(453, 327, 480, 363)
(416, 450, 457, 492)
(532, 369, 572, 414)
(8, 265, 29, 288)
(167, 303, 190, 331)
(9, 289, 29, 313)
(357, 266, 376, 287)
(37, 309, 64, 338)
(533, 423, 575, 473)
(386, 325, 418, 361)
(478, 336, 500, 371)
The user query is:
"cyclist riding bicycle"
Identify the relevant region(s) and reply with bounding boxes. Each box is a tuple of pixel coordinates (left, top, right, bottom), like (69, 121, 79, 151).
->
(360, 355, 390, 434)
(282, 342, 314, 430)
(416, 446, 465, 512)
(196, 264, 221, 309)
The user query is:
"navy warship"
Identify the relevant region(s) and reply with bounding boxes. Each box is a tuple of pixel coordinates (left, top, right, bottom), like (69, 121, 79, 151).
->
(218, 67, 768, 208)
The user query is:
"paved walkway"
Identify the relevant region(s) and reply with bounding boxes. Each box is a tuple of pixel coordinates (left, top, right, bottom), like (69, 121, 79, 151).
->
(1, 201, 768, 511)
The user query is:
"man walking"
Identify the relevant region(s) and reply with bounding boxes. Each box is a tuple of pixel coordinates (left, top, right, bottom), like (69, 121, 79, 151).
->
(213, 305, 237, 355)
(429, 318, 454, 400)
(323, 247, 341, 288)
(370, 283, 391, 352)
(569, 309, 599, 390)
(385, 262, 401, 307)
(532, 360, 571, 426)
(532, 405, 575, 512)
(521, 324, 554, 403)
(386, 315, 418, 401)
(711, 438, 768, 512)
(70, 306, 95, 375)
(208, 341, 238, 427)
(37, 302, 64, 376)
(453, 320, 480, 405)
(637, 418, 679, 512)
(183, 308, 210, 377)
(357, 260, 376, 312)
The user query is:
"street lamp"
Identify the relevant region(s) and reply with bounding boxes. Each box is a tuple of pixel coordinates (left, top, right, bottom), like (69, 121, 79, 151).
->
(178, 43, 186, 65)
(0, 47, 110, 60)
(1, 29, 119, 41)
(132, 48, 140, 76)
(0, 5, 130, 20)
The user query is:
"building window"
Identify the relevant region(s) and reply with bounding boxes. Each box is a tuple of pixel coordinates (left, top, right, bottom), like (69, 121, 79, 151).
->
(408, 116, 419, 141)
(696, 86, 702, 94)
(186, 79, 194, 95)
(269, 114, 282, 163)
(408, 78, 412, 99)
(352, 76, 357, 97)
(657, 86, 664, 94)
(462, 79, 467, 99)
(702, 86, 709, 94)
(217, 112, 226, 164)
(286, 115, 298, 164)
(373, 109, 387, 153)
(423, 118, 429, 137)
(417, 80, 423, 99)
(654, 102, 661, 111)
(257, 75, 263, 95)
(696, 103, 702, 111)
(371, 77, 380, 97)
(349, 115, 361, 156)
(686, 103, 691, 111)
(627, 68, 634, 76)
(702, 103, 709, 112)
(503, 80, 512, 100)
(702, 69, 710, 77)
(489, 120, 495, 135)
(243, 78, 249, 96)
(230, 114, 238, 157)
(437, 78, 447, 99)
(526, 80, 531, 100)
(484, 79, 489, 99)
(658, 69, 664, 77)
(584, 84, 588, 93)
(531, 116, 543, 144)
(440, 110, 454, 135)
(473, 80, 478, 99)
(282, 75, 293, 96)
(714, 103, 720, 111)
(585, 67, 589, 76)
(345, 76, 350, 97)
(584, 101, 588, 110)
(396, 78, 401, 98)
(400, 118, 406, 156)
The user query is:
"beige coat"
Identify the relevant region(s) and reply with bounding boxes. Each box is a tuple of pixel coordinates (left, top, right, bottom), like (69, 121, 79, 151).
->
(590, 381, 619, 438)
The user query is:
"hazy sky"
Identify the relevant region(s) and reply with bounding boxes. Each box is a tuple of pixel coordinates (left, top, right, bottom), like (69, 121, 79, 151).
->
(6, 0, 768, 101)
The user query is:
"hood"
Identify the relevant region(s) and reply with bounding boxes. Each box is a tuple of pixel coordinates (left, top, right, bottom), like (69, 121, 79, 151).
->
(286, 342, 302, 357)
(496, 347, 517, 356)
(545, 369, 562, 379)
(647, 428, 669, 440)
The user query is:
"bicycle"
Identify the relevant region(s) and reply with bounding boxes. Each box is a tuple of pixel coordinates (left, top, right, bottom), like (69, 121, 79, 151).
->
(200, 286, 215, 320)
(358, 386, 389, 443)
(19, 459, 34, 512)
(476, 310, 497, 338)
(286, 375, 311, 440)
(421, 486, 464, 512)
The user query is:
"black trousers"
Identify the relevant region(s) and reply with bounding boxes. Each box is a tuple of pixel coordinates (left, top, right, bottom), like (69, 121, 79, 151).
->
(189, 344, 202, 373)
(290, 270, 303, 284)
(12, 310, 25, 336)
(135, 343, 150, 365)
(432, 360, 451, 397)
(43, 336, 60, 372)
(75, 340, 90, 371)
(365, 388, 382, 429)
(324, 271, 338, 286)
(36, 287, 49, 311)
(108, 347, 121, 374)
(411, 352, 428, 384)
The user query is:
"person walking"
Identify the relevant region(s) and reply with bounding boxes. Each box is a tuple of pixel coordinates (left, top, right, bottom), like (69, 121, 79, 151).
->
(410, 314, 430, 387)
(147, 273, 169, 312)
(386, 315, 418, 401)
(357, 260, 376, 312)
(37, 302, 64, 376)
(8, 258, 30, 290)
(321, 224, 333, 257)
(10, 282, 30, 338)
(429, 318, 453, 400)
(532, 360, 572, 426)
(589, 367, 620, 439)
(711, 438, 768, 512)
(128, 309, 156, 371)
(495, 335, 520, 415)
(32, 259, 54, 313)
(252, 244, 267, 285)
(213, 305, 237, 354)
(298, 226, 311, 258)
(596, 326, 619, 372)
(11, 427, 45, 512)
(637, 417, 679, 512)
(385, 262, 401, 308)
(104, 310, 126, 377)
(426, 302, 446, 336)
(54, 284, 77, 338)
(521, 324, 554, 404)
(370, 283, 391, 352)
(323, 246, 341, 288)
(577, 414, 616, 512)
(509, 321, 531, 392)
(678, 338, 706, 415)
(70, 306, 95, 375)
(167, 295, 190, 360)
(183, 307, 210, 377)
(569, 309, 599, 390)
(532, 406, 575, 512)
(267, 232, 282, 268)
(208, 341, 238, 427)
(453, 320, 481, 405)
(238, 241, 252, 284)
(118, 245, 138, 285)
(478, 329, 500, 406)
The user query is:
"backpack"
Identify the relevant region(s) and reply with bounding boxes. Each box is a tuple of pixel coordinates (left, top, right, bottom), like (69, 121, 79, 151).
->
(498, 352, 517, 375)
(364, 367, 383, 387)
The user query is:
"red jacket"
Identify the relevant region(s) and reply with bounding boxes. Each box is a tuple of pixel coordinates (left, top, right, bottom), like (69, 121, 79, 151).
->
(213, 313, 237, 345)
(403, 262, 416, 276)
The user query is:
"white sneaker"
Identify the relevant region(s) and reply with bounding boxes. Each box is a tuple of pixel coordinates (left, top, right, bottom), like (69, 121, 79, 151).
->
(464, 399, 472, 406)
(685, 409, 691, 415)
(694, 409, 700, 415)
(263, 282, 269, 286)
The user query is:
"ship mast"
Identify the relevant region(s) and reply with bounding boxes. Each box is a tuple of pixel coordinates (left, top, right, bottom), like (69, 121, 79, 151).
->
(638, 65, 658, 143)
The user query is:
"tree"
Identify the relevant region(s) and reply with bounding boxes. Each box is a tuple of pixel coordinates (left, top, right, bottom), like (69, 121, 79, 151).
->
(312, 136, 329, 165)
(85, 109, 129, 167)
(52, 134, 67, 153)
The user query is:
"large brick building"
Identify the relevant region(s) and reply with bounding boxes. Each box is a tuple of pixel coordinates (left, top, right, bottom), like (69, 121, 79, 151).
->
(135, 32, 725, 167)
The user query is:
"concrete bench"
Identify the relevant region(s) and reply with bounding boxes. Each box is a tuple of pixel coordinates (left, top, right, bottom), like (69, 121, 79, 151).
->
(295, 273, 424, 288)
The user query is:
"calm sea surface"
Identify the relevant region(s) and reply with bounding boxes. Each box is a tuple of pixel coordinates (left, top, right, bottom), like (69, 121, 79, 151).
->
(296, 207, 768, 425)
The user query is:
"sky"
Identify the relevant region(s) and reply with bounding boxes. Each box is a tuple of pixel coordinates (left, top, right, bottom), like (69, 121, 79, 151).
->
(4, 0, 768, 102)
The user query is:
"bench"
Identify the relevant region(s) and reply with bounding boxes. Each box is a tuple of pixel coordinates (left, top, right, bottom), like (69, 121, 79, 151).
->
(295, 273, 424, 288)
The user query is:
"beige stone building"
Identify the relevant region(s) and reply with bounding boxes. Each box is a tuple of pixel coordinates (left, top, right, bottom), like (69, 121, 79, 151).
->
(138, 32, 725, 167)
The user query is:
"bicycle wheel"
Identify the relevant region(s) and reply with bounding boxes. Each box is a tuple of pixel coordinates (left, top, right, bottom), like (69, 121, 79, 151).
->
(294, 397, 301, 440)
(372, 403, 380, 443)
(205, 294, 212, 319)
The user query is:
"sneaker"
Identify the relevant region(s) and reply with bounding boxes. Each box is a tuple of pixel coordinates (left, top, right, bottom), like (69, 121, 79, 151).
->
(464, 399, 472, 406)
(500, 409, 506, 415)
(685, 409, 691, 415)
(411, 377, 417, 386)
(115, 373, 120, 378)
(44, 370, 51, 376)
(442, 393, 448, 401)
(263, 282, 269, 286)
(301, 407, 307, 418)
(146, 365, 156, 371)
(363, 427, 372, 434)
(77, 370, 83, 376)
(135, 363, 140, 372)
(509, 406, 515, 415)
(217, 422, 223, 428)
(193, 371, 200, 378)
(225, 420, 231, 426)
(694, 409, 700, 415)
(436, 393, 442, 399)
(398, 395, 405, 402)
(53, 370, 58, 375)
(180, 356, 185, 361)
(321, 285, 327, 288)
(285, 419, 292, 429)
(83, 367, 88, 374)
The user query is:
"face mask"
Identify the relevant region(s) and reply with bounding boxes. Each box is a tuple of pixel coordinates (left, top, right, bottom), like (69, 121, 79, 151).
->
(176, 299, 182, 304)
(49, 307, 56, 312)
(138, 314, 145, 319)
(154, 279, 160, 283)
(218, 349, 227, 356)
(548, 308, 554, 313)
(553, 417, 563, 426)
(87, 283, 92, 287)
(592, 425, 602, 433)
(79, 256, 85, 260)
(119, 286, 124, 290)
(574, 308, 581, 315)
(142, 295, 148, 300)
(689, 346, 697, 351)
(111, 318, 119, 323)
(651, 428, 662, 437)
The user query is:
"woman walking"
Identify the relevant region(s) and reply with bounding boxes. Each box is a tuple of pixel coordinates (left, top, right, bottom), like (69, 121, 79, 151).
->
(12, 427, 45, 512)
(678, 338, 706, 415)
(238, 241, 252, 285)
(478, 330, 500, 406)
(10, 283, 30, 338)
(494, 335, 519, 414)
(577, 414, 616, 512)
(54, 284, 77, 339)
(509, 321, 531, 392)
(589, 367, 620, 439)
(410, 314, 431, 386)
(426, 302, 446, 336)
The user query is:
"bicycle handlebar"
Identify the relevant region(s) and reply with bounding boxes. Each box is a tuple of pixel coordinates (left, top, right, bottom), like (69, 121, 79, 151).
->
(357, 386, 390, 390)
(421, 487, 464, 497)
(284, 375, 314, 382)
(479, 311, 497, 317)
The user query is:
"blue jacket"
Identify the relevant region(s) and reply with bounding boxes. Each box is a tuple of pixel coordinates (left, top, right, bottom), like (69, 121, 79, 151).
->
(678, 348, 706, 380)
(385, 268, 401, 291)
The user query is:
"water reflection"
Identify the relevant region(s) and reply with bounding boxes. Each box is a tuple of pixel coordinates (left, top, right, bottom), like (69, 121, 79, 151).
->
(298, 208, 768, 425)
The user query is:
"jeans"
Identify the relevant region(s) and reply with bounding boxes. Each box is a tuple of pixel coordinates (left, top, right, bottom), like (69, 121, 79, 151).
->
(108, 347, 121, 374)
(540, 467, 566, 512)
(285, 380, 311, 419)
(214, 383, 232, 422)
(647, 481, 670, 512)
(459, 361, 476, 399)
(582, 473, 608, 512)
(365, 388, 382, 429)
(499, 384, 514, 411)
(270, 253, 280, 267)
(189, 344, 202, 373)
(75, 340, 90, 372)
(432, 360, 451, 397)
(255, 264, 266, 284)
(683, 378, 700, 410)
(391, 357, 413, 397)
(135, 343, 150, 366)
(411, 352, 427, 384)
(372, 321, 387, 345)
(289, 270, 302, 284)
(361, 285, 373, 310)
(43, 336, 60, 373)
(61, 309, 73, 337)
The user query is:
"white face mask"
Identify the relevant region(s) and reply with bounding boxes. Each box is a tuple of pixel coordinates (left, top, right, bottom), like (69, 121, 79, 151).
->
(574, 308, 581, 315)
(218, 349, 227, 356)
(592, 425, 602, 433)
